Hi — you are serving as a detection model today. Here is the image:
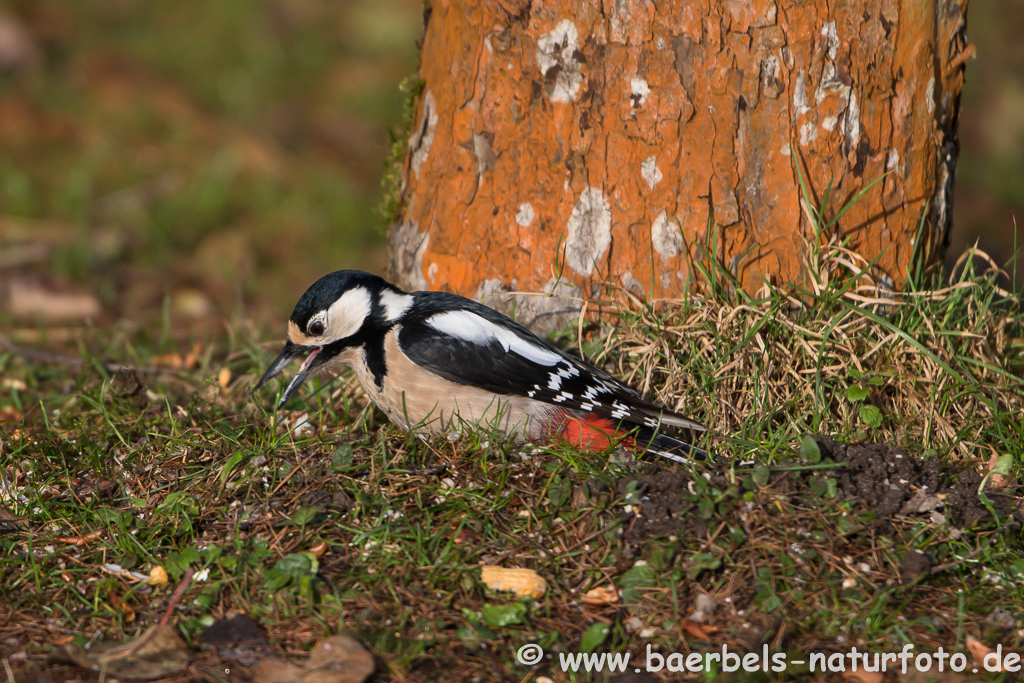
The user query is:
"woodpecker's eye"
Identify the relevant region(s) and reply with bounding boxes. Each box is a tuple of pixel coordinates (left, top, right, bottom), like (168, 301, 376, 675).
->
(308, 320, 325, 336)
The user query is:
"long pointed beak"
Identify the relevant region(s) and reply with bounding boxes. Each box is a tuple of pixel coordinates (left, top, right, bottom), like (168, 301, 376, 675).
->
(254, 341, 323, 408)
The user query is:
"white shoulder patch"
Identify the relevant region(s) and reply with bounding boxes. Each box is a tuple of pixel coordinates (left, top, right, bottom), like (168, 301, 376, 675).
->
(380, 289, 414, 321)
(426, 310, 561, 366)
(324, 286, 372, 341)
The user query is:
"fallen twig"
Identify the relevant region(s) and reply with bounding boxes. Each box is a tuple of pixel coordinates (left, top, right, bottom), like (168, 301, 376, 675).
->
(903, 522, 1021, 590)
(0, 332, 171, 375)
(125, 567, 194, 657)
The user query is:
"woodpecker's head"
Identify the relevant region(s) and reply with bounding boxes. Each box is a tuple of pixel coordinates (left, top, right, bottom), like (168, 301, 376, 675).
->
(255, 270, 411, 407)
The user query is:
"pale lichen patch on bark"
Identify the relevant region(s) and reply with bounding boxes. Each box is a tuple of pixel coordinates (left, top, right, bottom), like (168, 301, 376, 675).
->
(473, 132, 496, 186)
(390, 219, 430, 291)
(475, 277, 508, 303)
(820, 21, 839, 60)
(477, 276, 582, 336)
(887, 149, 900, 173)
(651, 210, 683, 262)
(630, 77, 649, 107)
(620, 271, 643, 295)
(564, 187, 612, 277)
(843, 91, 861, 157)
(760, 54, 784, 99)
(536, 19, 583, 103)
(641, 156, 662, 189)
(793, 69, 809, 115)
(515, 202, 535, 227)
(409, 91, 437, 178)
(800, 121, 818, 146)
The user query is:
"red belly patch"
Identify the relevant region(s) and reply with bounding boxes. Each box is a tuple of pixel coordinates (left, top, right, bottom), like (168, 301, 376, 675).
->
(561, 414, 630, 451)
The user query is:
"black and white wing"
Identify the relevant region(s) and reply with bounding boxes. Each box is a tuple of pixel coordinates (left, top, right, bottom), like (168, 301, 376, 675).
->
(396, 293, 705, 433)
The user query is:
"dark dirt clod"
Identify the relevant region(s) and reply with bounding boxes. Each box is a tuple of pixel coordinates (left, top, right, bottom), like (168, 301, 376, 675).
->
(620, 436, 1014, 549)
(201, 614, 267, 647)
(900, 550, 932, 581)
(622, 469, 708, 542)
(815, 435, 1017, 530)
(200, 614, 271, 667)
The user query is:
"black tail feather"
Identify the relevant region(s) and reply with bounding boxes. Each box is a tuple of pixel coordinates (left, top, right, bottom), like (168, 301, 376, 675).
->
(628, 424, 715, 464)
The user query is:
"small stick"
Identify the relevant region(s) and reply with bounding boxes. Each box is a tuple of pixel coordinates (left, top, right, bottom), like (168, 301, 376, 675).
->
(929, 522, 1020, 575)
(903, 522, 1020, 590)
(0, 332, 169, 375)
(126, 567, 195, 656)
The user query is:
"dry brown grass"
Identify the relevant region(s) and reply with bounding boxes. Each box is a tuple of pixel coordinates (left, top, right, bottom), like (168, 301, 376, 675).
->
(589, 244, 1023, 460)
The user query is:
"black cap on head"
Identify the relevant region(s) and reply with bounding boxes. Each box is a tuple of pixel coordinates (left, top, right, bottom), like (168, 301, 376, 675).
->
(288, 270, 390, 328)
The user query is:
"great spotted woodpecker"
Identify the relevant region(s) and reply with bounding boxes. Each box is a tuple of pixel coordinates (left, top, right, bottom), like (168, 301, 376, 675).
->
(256, 270, 709, 463)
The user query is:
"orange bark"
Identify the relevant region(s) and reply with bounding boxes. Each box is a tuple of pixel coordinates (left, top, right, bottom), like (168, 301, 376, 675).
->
(390, 0, 969, 330)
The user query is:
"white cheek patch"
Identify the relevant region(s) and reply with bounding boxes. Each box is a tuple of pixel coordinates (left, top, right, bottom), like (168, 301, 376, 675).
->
(324, 286, 372, 341)
(426, 310, 561, 366)
(380, 289, 414, 322)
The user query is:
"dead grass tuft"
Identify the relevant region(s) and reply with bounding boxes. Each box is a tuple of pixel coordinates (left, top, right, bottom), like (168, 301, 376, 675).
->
(593, 243, 1023, 460)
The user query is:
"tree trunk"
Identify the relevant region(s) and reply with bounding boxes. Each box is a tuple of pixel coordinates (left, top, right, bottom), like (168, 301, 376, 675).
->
(389, 0, 969, 332)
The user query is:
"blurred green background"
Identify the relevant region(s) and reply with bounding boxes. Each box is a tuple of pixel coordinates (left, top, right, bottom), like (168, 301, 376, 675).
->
(0, 0, 421, 335)
(0, 1, 1020, 340)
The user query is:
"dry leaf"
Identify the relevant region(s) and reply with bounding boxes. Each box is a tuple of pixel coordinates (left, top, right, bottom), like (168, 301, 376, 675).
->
(0, 504, 28, 530)
(985, 452, 1012, 490)
(580, 585, 619, 606)
(480, 566, 547, 599)
(966, 635, 990, 661)
(8, 277, 100, 320)
(183, 343, 202, 369)
(112, 595, 136, 624)
(308, 541, 328, 557)
(1, 378, 27, 391)
(253, 659, 307, 682)
(253, 634, 374, 683)
(150, 353, 183, 369)
(681, 619, 712, 640)
(966, 635, 1002, 672)
(58, 623, 191, 680)
(900, 490, 943, 515)
(844, 669, 883, 683)
(0, 407, 23, 422)
(173, 288, 213, 318)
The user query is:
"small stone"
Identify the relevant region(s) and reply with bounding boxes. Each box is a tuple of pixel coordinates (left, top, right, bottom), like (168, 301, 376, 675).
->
(986, 608, 1016, 629)
(694, 593, 717, 615)
(624, 617, 643, 632)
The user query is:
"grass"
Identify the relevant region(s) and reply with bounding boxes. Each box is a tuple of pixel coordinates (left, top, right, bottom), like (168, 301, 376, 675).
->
(1, 235, 1023, 681)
